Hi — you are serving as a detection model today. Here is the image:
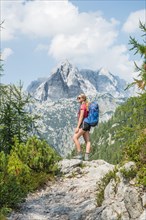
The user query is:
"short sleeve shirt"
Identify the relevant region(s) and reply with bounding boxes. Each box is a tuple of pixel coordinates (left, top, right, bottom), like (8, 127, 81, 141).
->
(78, 103, 88, 119)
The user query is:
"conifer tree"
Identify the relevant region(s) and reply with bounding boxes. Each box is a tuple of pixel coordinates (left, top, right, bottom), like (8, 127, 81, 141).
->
(128, 21, 146, 91)
(0, 21, 39, 153)
(0, 82, 39, 153)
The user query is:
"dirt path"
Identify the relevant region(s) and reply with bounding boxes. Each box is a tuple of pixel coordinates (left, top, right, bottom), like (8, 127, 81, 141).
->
(8, 160, 114, 220)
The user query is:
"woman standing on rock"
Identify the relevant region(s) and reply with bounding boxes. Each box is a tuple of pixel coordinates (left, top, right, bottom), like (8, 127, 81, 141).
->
(73, 93, 91, 161)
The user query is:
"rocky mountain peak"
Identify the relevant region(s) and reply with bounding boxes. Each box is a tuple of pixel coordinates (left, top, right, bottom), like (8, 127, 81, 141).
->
(99, 67, 115, 81)
(56, 59, 80, 85)
(27, 60, 132, 102)
(59, 59, 73, 71)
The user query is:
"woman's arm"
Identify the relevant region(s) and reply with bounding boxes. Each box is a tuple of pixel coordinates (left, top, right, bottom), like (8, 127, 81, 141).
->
(75, 110, 84, 133)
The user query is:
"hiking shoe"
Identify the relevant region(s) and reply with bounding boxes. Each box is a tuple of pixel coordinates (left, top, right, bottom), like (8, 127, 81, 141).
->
(84, 153, 89, 161)
(73, 153, 83, 160)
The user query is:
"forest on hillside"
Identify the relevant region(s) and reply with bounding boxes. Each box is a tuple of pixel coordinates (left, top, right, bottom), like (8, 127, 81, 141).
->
(90, 93, 146, 164)
(90, 22, 146, 187)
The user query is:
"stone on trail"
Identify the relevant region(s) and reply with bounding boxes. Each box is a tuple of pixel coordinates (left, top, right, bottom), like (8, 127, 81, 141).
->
(7, 160, 145, 220)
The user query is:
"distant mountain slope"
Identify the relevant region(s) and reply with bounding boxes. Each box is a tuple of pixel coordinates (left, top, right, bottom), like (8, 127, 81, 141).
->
(90, 93, 146, 164)
(27, 60, 135, 156)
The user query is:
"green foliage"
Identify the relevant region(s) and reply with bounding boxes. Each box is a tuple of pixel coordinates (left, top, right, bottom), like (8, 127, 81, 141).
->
(91, 92, 146, 187)
(120, 167, 137, 180)
(0, 173, 26, 209)
(96, 168, 118, 206)
(0, 211, 9, 220)
(0, 21, 61, 217)
(123, 133, 146, 186)
(127, 21, 146, 91)
(90, 93, 146, 165)
(0, 82, 39, 153)
(0, 136, 61, 216)
(11, 136, 61, 173)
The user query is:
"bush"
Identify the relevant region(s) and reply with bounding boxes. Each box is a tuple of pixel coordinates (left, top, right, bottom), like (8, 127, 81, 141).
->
(0, 136, 61, 216)
(96, 168, 118, 206)
(120, 167, 137, 180)
(0, 173, 26, 209)
(123, 134, 146, 186)
(11, 136, 61, 173)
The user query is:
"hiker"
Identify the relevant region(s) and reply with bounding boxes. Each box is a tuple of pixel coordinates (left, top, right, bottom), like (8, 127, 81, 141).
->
(73, 93, 91, 161)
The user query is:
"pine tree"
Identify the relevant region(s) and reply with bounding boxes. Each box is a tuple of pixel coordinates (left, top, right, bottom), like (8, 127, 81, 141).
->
(128, 21, 146, 91)
(0, 82, 39, 153)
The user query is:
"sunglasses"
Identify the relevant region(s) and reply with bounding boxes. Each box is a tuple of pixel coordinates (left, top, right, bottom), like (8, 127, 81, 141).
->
(77, 97, 81, 100)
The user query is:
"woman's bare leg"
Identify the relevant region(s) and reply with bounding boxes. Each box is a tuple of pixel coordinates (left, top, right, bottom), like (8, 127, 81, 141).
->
(83, 131, 91, 153)
(73, 129, 85, 152)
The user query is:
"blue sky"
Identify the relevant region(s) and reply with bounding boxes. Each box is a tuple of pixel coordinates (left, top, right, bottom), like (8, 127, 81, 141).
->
(1, 0, 145, 89)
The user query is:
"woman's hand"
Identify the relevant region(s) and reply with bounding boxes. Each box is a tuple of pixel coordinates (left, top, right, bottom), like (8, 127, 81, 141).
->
(75, 127, 79, 133)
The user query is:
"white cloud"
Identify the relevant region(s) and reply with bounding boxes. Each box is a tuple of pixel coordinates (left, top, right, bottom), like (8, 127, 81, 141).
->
(1, 0, 142, 82)
(122, 9, 145, 33)
(1, 0, 113, 39)
(1, 48, 13, 61)
(1, 0, 82, 39)
(1, 1, 24, 41)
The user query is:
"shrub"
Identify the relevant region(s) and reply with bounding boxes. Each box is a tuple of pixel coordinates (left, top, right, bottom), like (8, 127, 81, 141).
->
(0, 173, 26, 209)
(120, 167, 137, 180)
(11, 136, 61, 173)
(96, 168, 118, 206)
(0, 136, 61, 216)
(123, 134, 146, 186)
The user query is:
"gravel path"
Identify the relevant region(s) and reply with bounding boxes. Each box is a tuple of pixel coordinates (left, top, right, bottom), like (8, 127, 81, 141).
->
(8, 160, 114, 220)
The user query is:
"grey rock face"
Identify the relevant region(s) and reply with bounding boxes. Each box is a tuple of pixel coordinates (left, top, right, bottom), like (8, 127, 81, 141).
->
(27, 77, 48, 94)
(101, 162, 145, 220)
(139, 210, 146, 220)
(27, 60, 133, 102)
(28, 60, 85, 101)
(8, 160, 145, 220)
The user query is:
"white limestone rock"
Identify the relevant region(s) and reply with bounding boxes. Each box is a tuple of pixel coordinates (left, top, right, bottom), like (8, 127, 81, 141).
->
(139, 209, 146, 220)
(7, 160, 145, 220)
(101, 162, 144, 220)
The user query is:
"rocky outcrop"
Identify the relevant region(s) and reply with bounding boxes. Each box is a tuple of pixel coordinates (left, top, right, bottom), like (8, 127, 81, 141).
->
(101, 162, 145, 220)
(8, 160, 145, 220)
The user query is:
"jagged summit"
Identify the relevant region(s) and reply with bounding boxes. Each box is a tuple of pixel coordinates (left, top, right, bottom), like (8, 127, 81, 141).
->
(27, 60, 131, 102)
(58, 59, 73, 69)
(98, 67, 116, 83)
(51, 59, 75, 80)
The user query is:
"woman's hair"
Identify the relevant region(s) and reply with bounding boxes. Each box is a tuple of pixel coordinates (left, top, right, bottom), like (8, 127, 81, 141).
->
(78, 93, 87, 101)
(78, 93, 89, 111)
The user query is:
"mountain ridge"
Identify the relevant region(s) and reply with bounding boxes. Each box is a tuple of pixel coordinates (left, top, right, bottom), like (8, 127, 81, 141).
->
(26, 60, 135, 156)
(27, 60, 132, 101)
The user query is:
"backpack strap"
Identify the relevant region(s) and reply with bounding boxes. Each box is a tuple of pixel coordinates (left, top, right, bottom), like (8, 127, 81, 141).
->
(86, 102, 89, 112)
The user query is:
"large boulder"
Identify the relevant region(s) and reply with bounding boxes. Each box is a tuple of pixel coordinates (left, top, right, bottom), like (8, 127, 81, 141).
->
(100, 162, 145, 220)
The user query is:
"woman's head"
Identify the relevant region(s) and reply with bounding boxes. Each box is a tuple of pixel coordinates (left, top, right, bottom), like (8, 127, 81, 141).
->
(77, 93, 87, 103)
